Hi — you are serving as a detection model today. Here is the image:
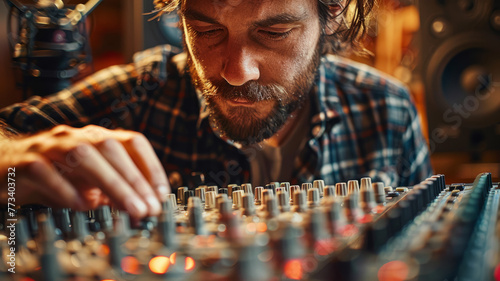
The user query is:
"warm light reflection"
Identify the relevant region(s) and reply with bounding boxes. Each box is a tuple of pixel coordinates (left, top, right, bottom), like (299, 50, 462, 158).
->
(100, 280, 116, 281)
(100, 244, 110, 256)
(246, 222, 257, 233)
(170, 252, 177, 265)
(358, 214, 373, 224)
(121, 256, 141, 275)
(149, 256, 170, 274)
(340, 224, 358, 237)
(377, 260, 409, 281)
(257, 222, 267, 232)
(314, 240, 334, 256)
(284, 259, 303, 280)
(185, 257, 195, 271)
(20, 278, 36, 281)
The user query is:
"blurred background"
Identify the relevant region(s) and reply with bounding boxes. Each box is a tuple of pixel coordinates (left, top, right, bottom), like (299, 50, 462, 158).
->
(0, 0, 499, 184)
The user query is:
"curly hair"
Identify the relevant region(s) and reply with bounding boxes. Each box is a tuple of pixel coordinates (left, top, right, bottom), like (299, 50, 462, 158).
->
(150, 0, 376, 54)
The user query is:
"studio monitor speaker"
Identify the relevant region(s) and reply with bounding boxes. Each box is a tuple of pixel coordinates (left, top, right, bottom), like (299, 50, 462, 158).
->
(417, 0, 500, 153)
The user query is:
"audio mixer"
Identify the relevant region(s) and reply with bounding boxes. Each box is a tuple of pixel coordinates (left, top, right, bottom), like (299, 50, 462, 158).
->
(1, 173, 499, 280)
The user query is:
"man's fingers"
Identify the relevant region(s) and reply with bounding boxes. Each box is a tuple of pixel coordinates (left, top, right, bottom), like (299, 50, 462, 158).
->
(121, 133, 171, 201)
(65, 143, 150, 218)
(18, 156, 87, 210)
(95, 139, 161, 216)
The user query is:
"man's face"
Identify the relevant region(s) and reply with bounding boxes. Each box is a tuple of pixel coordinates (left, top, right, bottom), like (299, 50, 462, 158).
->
(181, 0, 323, 145)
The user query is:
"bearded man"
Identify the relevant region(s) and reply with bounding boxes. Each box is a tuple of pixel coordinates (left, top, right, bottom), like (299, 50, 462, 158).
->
(0, 0, 432, 218)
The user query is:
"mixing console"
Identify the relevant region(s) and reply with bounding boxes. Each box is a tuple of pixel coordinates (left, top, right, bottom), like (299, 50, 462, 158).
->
(1, 173, 499, 281)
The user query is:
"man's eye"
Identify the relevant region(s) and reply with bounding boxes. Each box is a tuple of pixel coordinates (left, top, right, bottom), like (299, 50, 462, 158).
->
(259, 29, 293, 40)
(192, 27, 223, 38)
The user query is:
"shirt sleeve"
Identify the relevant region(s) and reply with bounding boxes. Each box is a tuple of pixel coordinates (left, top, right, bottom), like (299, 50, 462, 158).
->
(397, 93, 434, 186)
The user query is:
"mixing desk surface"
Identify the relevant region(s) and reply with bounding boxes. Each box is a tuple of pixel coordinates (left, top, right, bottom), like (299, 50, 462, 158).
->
(1, 173, 499, 281)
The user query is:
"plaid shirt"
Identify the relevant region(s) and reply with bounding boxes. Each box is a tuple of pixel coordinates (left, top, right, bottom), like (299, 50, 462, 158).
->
(0, 45, 432, 189)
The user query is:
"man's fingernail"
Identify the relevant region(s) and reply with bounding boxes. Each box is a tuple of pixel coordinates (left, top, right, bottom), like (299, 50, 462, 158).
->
(146, 195, 161, 215)
(157, 185, 170, 200)
(124, 197, 148, 217)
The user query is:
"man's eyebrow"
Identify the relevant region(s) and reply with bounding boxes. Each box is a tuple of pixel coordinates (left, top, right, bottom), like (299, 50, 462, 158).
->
(182, 9, 220, 24)
(253, 12, 308, 27)
(181, 9, 308, 27)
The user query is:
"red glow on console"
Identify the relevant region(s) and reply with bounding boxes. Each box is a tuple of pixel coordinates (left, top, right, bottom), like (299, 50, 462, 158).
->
(284, 259, 303, 280)
(149, 256, 170, 274)
(378, 260, 409, 281)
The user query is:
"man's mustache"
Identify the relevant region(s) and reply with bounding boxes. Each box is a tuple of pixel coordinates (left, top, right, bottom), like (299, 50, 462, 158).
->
(203, 80, 288, 103)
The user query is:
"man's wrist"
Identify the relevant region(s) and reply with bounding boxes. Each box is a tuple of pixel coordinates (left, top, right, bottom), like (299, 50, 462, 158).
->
(0, 120, 19, 139)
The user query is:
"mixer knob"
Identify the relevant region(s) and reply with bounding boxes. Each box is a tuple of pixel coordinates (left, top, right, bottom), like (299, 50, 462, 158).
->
(254, 186, 264, 205)
(261, 189, 274, 210)
(324, 185, 336, 198)
(205, 191, 217, 210)
(280, 182, 291, 194)
(265, 183, 276, 195)
(372, 182, 386, 204)
(71, 211, 90, 241)
(188, 197, 206, 235)
(360, 177, 372, 191)
(360, 188, 377, 214)
(307, 208, 330, 247)
(207, 185, 218, 194)
(335, 182, 347, 197)
(345, 193, 363, 222)
(219, 187, 228, 195)
(265, 197, 279, 218)
(242, 183, 253, 195)
(324, 198, 347, 234)
(177, 186, 188, 205)
(195, 187, 206, 203)
(292, 191, 307, 213)
(313, 180, 325, 197)
(277, 191, 290, 213)
(347, 180, 360, 195)
(37, 213, 57, 243)
(164, 194, 178, 211)
(95, 205, 113, 232)
(302, 182, 313, 191)
(307, 188, 320, 208)
(290, 185, 301, 204)
(113, 212, 131, 238)
(216, 194, 229, 212)
(242, 194, 256, 216)
(232, 190, 244, 209)
(228, 184, 238, 198)
(218, 196, 232, 215)
(53, 208, 71, 238)
(184, 190, 194, 205)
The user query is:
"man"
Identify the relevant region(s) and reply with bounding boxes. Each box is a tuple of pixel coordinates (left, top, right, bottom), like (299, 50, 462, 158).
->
(0, 0, 432, 219)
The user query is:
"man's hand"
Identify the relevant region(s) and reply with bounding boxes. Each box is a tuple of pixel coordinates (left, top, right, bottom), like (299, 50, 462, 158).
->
(0, 125, 171, 219)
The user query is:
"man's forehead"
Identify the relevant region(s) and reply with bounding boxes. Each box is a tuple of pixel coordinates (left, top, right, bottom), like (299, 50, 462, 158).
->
(182, 0, 315, 22)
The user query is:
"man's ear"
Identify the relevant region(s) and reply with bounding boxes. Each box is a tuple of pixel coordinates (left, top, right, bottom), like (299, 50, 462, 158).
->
(325, 3, 345, 35)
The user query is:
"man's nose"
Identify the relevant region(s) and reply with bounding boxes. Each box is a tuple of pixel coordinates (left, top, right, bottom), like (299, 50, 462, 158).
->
(220, 41, 260, 86)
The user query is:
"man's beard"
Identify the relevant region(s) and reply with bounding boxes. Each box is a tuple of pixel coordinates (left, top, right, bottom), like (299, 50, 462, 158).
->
(188, 39, 323, 146)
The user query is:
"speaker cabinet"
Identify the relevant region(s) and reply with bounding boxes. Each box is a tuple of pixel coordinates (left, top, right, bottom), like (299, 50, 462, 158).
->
(418, 0, 500, 153)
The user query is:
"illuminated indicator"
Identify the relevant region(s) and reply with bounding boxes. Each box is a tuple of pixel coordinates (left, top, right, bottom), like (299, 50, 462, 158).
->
(20, 278, 36, 281)
(185, 257, 195, 271)
(284, 259, 303, 280)
(100, 244, 110, 256)
(100, 280, 116, 281)
(170, 252, 177, 265)
(378, 260, 409, 281)
(495, 263, 500, 281)
(121, 256, 142, 275)
(257, 222, 267, 232)
(149, 256, 170, 274)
